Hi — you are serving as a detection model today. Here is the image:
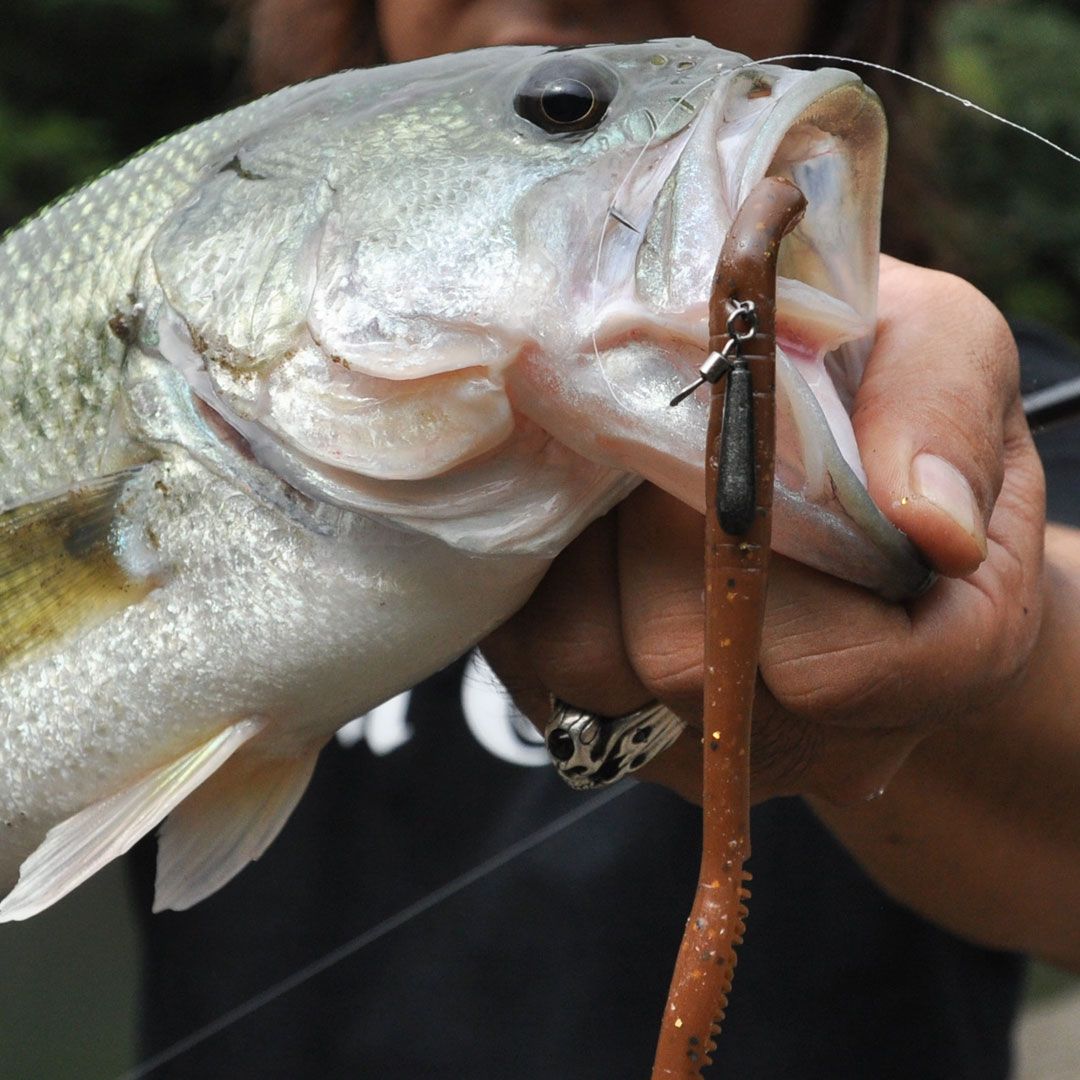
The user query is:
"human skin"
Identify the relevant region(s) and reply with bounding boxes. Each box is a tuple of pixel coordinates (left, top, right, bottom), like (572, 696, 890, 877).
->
(375, 0, 814, 60)
(246, 0, 1080, 968)
(483, 257, 1080, 968)
(486, 256, 1039, 803)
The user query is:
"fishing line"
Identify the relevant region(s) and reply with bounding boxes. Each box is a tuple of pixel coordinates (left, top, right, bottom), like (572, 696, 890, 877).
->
(590, 45, 1079, 414)
(589, 68, 726, 400)
(116, 782, 632, 1080)
(589, 48, 1078, 420)
(749, 53, 1080, 166)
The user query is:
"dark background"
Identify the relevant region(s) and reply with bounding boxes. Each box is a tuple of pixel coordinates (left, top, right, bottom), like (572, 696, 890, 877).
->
(0, 1, 1077, 1077)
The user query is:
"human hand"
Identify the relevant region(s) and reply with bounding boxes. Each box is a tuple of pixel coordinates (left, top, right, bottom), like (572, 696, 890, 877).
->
(481, 256, 1046, 806)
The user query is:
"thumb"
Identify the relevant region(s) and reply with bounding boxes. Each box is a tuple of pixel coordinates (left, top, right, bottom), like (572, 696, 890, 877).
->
(852, 257, 1018, 577)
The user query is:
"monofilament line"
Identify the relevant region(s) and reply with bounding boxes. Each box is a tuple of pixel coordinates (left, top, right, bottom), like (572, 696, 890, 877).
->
(589, 67, 726, 398)
(117, 783, 632, 1079)
(752, 53, 1080, 166)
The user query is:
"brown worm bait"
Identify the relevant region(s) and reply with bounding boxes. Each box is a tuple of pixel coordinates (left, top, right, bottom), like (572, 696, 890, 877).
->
(652, 176, 807, 1079)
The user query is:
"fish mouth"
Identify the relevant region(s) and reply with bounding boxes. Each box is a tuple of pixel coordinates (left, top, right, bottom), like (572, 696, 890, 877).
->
(723, 70, 931, 596)
(511, 62, 932, 597)
(146, 49, 930, 596)
(729, 74, 887, 519)
(632, 66, 886, 487)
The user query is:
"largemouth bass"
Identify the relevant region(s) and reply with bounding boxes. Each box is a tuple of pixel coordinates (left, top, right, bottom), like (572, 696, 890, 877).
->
(0, 39, 928, 921)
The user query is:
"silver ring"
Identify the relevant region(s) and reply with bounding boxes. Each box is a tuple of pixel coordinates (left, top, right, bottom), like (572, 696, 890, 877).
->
(544, 699, 686, 790)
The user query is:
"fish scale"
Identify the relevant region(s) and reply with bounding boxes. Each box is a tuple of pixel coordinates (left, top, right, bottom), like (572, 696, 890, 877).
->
(0, 86, 321, 508)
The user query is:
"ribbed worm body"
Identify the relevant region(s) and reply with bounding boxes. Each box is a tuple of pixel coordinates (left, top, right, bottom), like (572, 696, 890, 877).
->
(652, 178, 808, 1078)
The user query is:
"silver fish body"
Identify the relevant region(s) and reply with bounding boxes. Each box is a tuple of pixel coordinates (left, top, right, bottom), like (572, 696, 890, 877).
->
(0, 40, 926, 920)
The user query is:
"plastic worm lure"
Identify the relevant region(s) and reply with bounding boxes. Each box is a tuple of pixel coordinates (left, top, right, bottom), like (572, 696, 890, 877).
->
(654, 176, 808, 1079)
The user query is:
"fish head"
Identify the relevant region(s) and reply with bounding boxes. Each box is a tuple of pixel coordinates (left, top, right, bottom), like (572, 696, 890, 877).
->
(143, 40, 929, 596)
(497, 42, 930, 597)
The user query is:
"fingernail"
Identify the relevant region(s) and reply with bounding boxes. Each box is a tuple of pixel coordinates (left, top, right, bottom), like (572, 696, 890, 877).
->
(910, 453, 986, 556)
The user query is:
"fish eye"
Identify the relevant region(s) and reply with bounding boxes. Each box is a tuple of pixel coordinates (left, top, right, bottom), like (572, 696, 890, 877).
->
(513, 58, 618, 135)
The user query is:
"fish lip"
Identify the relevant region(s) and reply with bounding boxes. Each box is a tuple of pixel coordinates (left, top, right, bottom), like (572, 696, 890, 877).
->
(651, 63, 887, 435)
(621, 63, 884, 353)
(726, 69, 885, 484)
(734, 65, 885, 331)
(719, 69, 935, 597)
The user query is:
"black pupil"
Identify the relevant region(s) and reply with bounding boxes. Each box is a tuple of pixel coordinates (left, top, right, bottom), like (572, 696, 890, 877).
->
(540, 79, 594, 125)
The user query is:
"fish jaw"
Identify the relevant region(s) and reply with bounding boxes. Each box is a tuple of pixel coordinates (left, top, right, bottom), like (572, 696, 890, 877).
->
(142, 41, 745, 557)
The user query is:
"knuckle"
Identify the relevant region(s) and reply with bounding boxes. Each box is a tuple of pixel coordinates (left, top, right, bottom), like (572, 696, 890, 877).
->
(622, 592, 705, 704)
(633, 644, 702, 707)
(761, 617, 909, 721)
(967, 567, 1041, 697)
(936, 272, 1020, 396)
(530, 612, 620, 676)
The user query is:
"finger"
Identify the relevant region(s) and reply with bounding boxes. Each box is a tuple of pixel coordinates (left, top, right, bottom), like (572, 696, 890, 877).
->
(615, 484, 706, 721)
(634, 729, 704, 806)
(479, 621, 548, 728)
(761, 408, 1043, 732)
(636, 693, 925, 809)
(910, 398, 1045, 688)
(481, 510, 650, 726)
(759, 554, 914, 727)
(854, 256, 1019, 576)
(748, 693, 928, 806)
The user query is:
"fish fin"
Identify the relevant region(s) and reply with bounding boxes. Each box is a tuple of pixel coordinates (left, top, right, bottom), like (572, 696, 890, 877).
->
(0, 719, 264, 923)
(0, 470, 157, 668)
(153, 741, 322, 912)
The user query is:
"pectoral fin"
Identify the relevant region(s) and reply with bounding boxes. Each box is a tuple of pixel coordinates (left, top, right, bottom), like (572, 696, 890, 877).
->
(0, 471, 157, 667)
(0, 720, 265, 922)
(153, 741, 321, 912)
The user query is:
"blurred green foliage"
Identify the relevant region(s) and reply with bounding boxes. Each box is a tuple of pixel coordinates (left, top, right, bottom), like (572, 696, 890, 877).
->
(925, 1, 1080, 341)
(0, 0, 236, 229)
